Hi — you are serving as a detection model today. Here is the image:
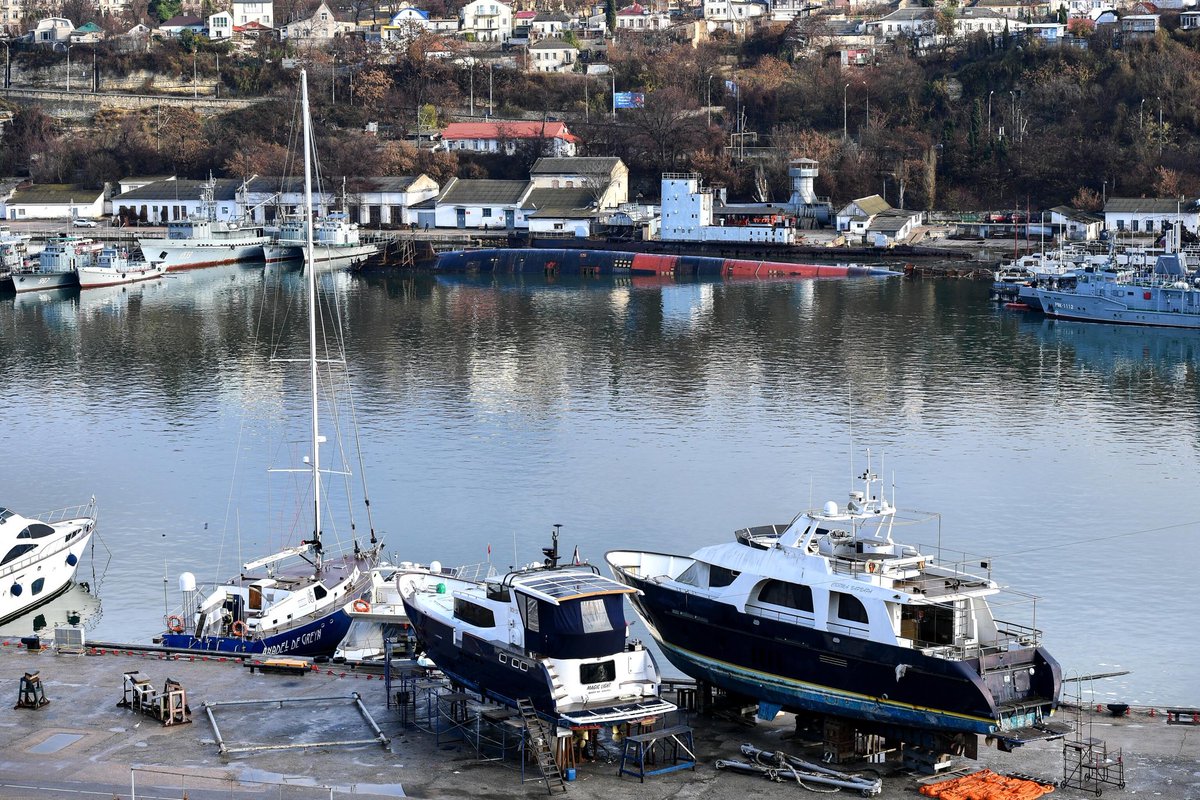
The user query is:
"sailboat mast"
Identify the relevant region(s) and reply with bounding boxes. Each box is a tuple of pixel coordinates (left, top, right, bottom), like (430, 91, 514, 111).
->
(301, 69, 323, 571)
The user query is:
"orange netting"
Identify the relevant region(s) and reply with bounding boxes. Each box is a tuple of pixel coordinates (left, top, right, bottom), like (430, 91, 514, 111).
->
(919, 769, 1055, 800)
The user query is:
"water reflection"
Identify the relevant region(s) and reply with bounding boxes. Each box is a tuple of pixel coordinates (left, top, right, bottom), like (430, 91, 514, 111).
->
(0, 583, 102, 639)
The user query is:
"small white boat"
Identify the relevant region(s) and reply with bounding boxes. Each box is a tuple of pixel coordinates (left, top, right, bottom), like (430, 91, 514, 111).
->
(264, 211, 378, 270)
(78, 246, 166, 289)
(0, 502, 96, 625)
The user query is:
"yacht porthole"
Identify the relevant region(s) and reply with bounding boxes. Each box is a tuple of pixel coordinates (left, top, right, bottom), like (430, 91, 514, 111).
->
(832, 637, 840, 643)
(499, 654, 507, 664)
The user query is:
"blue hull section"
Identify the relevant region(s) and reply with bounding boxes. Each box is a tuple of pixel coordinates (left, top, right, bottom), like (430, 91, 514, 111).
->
(160, 609, 352, 657)
(617, 571, 1059, 737)
(404, 601, 557, 715)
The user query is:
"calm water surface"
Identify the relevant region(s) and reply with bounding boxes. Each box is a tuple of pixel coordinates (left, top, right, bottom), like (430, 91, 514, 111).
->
(2, 265, 1198, 706)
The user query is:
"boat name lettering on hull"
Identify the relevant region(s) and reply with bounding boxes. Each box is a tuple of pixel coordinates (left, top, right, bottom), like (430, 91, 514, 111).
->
(262, 626, 322, 656)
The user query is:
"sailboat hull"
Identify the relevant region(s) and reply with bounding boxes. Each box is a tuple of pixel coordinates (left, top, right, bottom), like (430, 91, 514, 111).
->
(160, 608, 352, 657)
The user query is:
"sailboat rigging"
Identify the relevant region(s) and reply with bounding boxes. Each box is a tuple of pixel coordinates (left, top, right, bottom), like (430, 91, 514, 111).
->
(160, 70, 381, 656)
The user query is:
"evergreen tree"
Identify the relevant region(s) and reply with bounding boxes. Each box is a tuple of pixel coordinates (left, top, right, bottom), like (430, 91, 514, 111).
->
(605, 0, 617, 34)
(150, 0, 183, 21)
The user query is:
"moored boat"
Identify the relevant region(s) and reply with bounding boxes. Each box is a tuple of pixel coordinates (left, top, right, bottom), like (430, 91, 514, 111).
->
(400, 529, 676, 726)
(0, 502, 96, 625)
(8, 236, 96, 293)
(137, 177, 268, 271)
(78, 246, 167, 289)
(1035, 253, 1200, 328)
(606, 455, 1062, 745)
(264, 212, 378, 270)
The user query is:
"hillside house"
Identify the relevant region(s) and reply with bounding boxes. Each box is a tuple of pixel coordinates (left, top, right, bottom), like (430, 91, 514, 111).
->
(279, 2, 355, 41)
(29, 17, 74, 47)
(528, 37, 578, 72)
(461, 0, 513, 43)
(439, 120, 579, 157)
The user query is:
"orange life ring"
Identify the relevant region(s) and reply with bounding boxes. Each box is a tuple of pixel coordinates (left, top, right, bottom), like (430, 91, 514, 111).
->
(866, 561, 877, 574)
(230, 620, 248, 637)
(353, 598, 371, 613)
(167, 615, 185, 633)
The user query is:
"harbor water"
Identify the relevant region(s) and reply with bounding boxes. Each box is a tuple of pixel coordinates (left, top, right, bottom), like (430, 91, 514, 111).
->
(2, 265, 1198, 707)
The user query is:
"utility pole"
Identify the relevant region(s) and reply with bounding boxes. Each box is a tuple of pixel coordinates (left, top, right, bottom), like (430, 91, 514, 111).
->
(843, 82, 849, 140)
(987, 90, 993, 140)
(469, 58, 474, 116)
(488, 63, 493, 117)
(193, 52, 197, 99)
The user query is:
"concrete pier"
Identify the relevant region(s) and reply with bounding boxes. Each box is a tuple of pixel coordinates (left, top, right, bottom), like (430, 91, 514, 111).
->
(0, 641, 1195, 799)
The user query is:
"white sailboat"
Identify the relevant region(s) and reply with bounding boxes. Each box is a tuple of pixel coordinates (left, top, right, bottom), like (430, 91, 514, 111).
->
(161, 71, 381, 656)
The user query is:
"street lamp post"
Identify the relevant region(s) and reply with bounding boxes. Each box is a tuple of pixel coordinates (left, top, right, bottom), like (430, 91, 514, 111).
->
(1140, 97, 1145, 131)
(1009, 90, 1015, 134)
(192, 52, 197, 99)
(843, 82, 849, 140)
(3, 41, 10, 90)
(92, 45, 96, 93)
(488, 63, 494, 117)
(66, 44, 72, 92)
(987, 90, 993, 140)
(331, 55, 336, 104)
(468, 58, 474, 116)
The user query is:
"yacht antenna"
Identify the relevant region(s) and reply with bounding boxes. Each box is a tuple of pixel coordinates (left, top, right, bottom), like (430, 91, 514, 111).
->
(543, 524, 562, 569)
(301, 68, 323, 572)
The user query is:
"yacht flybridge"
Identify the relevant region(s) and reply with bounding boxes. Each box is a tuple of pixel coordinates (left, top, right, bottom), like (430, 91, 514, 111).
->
(606, 457, 1062, 744)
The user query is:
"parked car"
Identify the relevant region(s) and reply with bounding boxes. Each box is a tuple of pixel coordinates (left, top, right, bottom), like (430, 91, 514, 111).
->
(71, 218, 98, 228)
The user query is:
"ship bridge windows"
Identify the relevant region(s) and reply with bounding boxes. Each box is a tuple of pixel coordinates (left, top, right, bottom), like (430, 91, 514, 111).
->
(833, 592, 869, 625)
(0, 509, 14, 524)
(453, 597, 496, 628)
(17, 523, 55, 539)
(676, 561, 739, 589)
(709, 565, 740, 588)
(756, 580, 814, 612)
(1, 543, 37, 565)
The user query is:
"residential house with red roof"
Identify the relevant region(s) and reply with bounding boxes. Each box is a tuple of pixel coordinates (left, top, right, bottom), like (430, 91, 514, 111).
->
(439, 120, 580, 157)
(616, 3, 671, 29)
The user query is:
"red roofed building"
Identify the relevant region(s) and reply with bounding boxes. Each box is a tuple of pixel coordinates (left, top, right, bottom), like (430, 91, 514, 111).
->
(616, 3, 671, 29)
(439, 120, 579, 157)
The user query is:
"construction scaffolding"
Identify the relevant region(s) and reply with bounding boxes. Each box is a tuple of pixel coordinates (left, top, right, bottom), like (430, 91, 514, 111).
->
(1061, 678, 1126, 795)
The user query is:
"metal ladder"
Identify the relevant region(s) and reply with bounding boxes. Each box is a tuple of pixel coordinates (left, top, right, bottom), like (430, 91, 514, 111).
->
(517, 698, 566, 794)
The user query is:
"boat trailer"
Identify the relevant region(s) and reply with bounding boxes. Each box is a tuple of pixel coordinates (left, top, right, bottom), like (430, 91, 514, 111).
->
(715, 743, 882, 796)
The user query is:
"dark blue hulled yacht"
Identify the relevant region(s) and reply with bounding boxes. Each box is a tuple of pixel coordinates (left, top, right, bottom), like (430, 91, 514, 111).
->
(400, 531, 675, 726)
(606, 457, 1061, 742)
